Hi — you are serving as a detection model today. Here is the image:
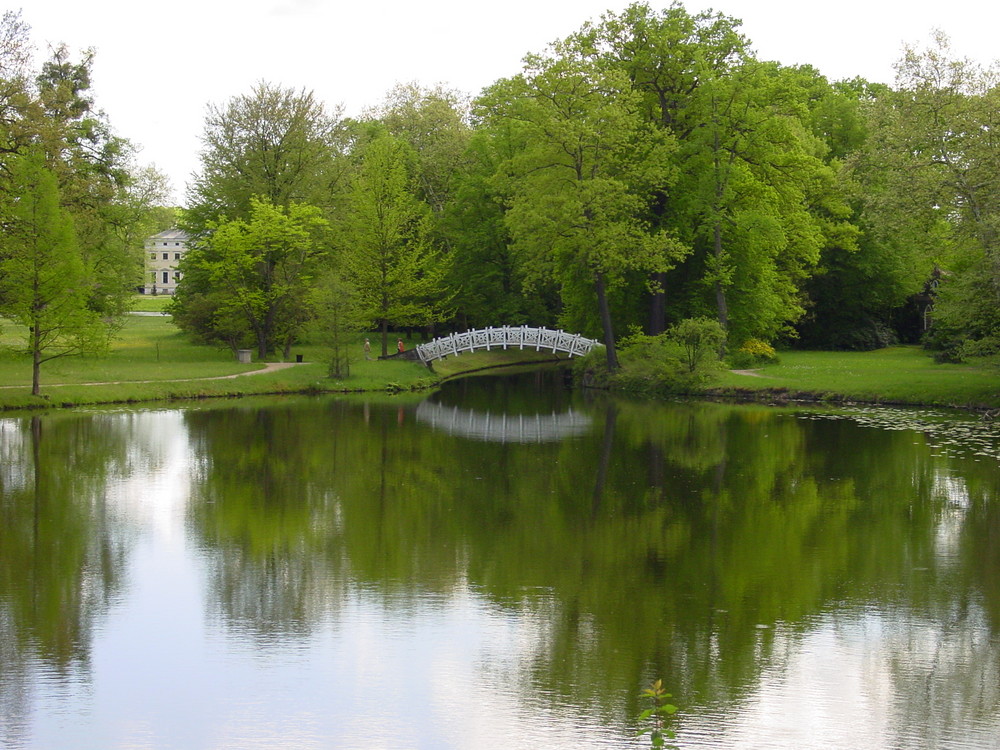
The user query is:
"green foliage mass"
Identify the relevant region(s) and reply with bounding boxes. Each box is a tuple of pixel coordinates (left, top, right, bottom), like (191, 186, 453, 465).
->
(11, 3, 1000, 380)
(0, 12, 170, 394)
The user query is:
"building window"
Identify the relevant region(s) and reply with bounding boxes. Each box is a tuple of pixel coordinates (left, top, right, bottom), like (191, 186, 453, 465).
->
(174, 253, 181, 260)
(162, 271, 169, 284)
(174, 271, 181, 279)
(150, 253, 156, 259)
(162, 253, 168, 260)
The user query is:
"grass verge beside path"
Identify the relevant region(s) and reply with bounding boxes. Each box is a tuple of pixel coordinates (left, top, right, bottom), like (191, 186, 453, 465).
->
(0, 315, 437, 411)
(130, 295, 173, 313)
(712, 346, 1000, 409)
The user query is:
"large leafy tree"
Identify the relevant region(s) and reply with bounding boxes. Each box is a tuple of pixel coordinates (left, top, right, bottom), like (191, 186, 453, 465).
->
(177, 198, 328, 359)
(336, 133, 451, 357)
(856, 33, 1000, 358)
(479, 40, 685, 370)
(366, 82, 472, 217)
(177, 82, 346, 349)
(185, 82, 346, 231)
(0, 14, 166, 392)
(0, 149, 106, 395)
(587, 3, 848, 346)
(32, 44, 150, 321)
(585, 1, 748, 333)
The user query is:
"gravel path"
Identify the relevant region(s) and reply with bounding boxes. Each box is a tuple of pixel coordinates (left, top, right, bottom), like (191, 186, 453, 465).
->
(0, 361, 307, 390)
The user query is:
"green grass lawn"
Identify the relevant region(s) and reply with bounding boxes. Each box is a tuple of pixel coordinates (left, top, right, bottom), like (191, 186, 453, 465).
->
(130, 294, 173, 313)
(715, 346, 1000, 408)
(0, 316, 436, 410)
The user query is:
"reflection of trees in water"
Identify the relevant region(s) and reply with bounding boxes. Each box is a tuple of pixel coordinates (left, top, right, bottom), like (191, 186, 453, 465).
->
(185, 405, 351, 639)
(876, 603, 1000, 746)
(0, 413, 139, 747)
(180, 392, 1000, 737)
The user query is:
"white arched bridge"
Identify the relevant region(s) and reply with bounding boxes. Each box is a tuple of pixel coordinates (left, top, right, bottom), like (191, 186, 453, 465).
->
(415, 326, 601, 365)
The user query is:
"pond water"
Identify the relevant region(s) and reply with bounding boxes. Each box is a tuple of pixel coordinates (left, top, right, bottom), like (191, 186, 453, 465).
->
(2, 372, 1000, 749)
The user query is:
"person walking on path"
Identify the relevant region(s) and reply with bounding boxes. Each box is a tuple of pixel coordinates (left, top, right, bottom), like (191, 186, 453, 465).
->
(364, 338, 372, 360)
(397, 338, 405, 354)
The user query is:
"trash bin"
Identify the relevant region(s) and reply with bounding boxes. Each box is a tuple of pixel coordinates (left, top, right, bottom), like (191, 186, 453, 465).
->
(295, 354, 303, 363)
(237, 349, 252, 364)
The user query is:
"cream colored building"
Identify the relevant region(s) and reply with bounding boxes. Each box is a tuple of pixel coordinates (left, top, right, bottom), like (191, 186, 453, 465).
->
(143, 229, 189, 295)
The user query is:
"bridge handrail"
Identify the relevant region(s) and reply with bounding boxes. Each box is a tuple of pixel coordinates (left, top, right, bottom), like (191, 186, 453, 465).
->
(416, 326, 600, 364)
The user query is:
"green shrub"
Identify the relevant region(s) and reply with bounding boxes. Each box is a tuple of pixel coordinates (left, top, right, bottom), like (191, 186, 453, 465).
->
(956, 335, 1000, 361)
(572, 345, 611, 388)
(728, 338, 779, 368)
(666, 317, 726, 375)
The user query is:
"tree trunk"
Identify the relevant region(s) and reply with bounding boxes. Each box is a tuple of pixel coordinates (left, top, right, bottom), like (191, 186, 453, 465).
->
(713, 220, 729, 333)
(32, 321, 41, 396)
(594, 271, 619, 371)
(648, 271, 667, 335)
(591, 403, 617, 519)
(256, 329, 268, 361)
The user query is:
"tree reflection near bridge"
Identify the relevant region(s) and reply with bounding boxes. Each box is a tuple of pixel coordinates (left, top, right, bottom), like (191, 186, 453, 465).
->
(2, 377, 1000, 748)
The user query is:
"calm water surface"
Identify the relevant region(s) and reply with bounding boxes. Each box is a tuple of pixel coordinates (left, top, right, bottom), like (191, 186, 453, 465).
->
(2, 372, 1000, 749)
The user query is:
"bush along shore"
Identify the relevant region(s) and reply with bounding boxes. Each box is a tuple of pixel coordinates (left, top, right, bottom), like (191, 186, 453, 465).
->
(574, 334, 1000, 412)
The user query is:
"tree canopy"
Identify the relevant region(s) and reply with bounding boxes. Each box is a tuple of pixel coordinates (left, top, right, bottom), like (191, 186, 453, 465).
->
(0, 12, 167, 393)
(12, 3, 999, 368)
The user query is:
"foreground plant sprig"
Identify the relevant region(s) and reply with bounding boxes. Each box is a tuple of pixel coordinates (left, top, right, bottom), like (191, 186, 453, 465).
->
(636, 679, 679, 749)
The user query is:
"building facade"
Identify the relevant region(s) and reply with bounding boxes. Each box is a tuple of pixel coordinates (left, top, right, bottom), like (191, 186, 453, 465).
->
(142, 229, 189, 295)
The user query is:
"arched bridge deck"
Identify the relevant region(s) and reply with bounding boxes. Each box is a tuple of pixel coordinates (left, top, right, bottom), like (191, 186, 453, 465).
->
(415, 326, 600, 365)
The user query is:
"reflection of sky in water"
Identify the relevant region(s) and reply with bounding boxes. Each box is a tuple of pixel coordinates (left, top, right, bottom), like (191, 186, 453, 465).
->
(687, 606, 1000, 750)
(14, 410, 622, 749)
(6, 405, 1000, 749)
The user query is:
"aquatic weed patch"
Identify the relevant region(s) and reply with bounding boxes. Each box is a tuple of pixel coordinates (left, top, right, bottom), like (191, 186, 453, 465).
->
(793, 406, 1000, 461)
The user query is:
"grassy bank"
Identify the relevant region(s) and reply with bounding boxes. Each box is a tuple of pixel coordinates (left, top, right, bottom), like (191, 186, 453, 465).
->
(0, 313, 437, 411)
(709, 346, 1000, 409)
(3, 307, 998, 412)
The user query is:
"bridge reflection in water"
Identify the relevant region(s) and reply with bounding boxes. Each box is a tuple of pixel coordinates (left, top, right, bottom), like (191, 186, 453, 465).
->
(415, 400, 592, 443)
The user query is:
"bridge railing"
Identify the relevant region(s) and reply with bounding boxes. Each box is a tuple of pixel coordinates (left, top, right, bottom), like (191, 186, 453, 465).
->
(415, 326, 600, 364)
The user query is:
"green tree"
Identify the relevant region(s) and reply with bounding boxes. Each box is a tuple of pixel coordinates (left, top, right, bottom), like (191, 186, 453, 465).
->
(586, 1, 749, 334)
(589, 4, 845, 346)
(179, 198, 329, 359)
(0, 149, 106, 395)
(310, 268, 365, 379)
(367, 82, 472, 216)
(185, 82, 345, 232)
(32, 44, 145, 322)
(479, 41, 685, 370)
(856, 33, 1000, 358)
(337, 134, 451, 357)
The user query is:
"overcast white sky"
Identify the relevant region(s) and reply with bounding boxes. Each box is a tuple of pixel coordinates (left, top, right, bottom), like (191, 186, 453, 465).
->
(18, 0, 1000, 203)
